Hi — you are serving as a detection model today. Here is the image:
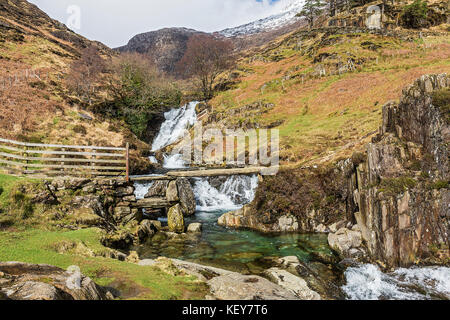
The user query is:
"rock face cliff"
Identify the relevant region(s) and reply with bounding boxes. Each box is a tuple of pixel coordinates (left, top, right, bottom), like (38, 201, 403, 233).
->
(350, 74, 449, 267)
(220, 74, 449, 268)
(116, 27, 208, 74)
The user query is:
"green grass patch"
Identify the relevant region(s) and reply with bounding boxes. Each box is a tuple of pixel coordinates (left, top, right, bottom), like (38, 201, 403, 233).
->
(0, 227, 208, 300)
(379, 176, 417, 196)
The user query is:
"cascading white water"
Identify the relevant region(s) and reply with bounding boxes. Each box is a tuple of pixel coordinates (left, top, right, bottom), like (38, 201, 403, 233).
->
(163, 154, 188, 169)
(343, 264, 450, 300)
(134, 181, 154, 200)
(136, 101, 260, 210)
(151, 101, 198, 152)
(193, 175, 259, 212)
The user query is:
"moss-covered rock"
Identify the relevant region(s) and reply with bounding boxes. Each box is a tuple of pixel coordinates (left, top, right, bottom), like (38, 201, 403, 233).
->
(167, 204, 185, 233)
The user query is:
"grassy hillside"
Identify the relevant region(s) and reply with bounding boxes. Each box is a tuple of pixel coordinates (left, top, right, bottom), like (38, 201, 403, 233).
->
(209, 26, 450, 166)
(0, 0, 123, 143)
(0, 0, 156, 175)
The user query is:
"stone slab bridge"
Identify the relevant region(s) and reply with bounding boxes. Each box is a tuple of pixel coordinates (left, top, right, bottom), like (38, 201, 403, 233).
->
(131, 166, 269, 181)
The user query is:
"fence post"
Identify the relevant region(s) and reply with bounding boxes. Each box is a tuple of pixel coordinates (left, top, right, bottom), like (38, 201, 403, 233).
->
(91, 149, 96, 178)
(125, 143, 129, 182)
(23, 144, 27, 175)
(61, 147, 65, 174)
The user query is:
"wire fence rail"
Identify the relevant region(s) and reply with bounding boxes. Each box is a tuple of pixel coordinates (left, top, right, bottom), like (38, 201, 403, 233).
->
(0, 137, 130, 181)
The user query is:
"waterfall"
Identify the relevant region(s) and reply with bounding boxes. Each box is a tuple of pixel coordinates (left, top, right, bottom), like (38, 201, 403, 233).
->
(151, 101, 198, 152)
(193, 175, 259, 212)
(163, 154, 188, 169)
(136, 100, 259, 213)
(343, 264, 450, 300)
(134, 181, 154, 200)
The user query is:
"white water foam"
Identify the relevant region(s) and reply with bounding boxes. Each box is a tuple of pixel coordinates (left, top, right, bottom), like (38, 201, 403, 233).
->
(343, 264, 450, 300)
(134, 181, 154, 200)
(163, 154, 188, 169)
(194, 175, 259, 212)
(151, 101, 198, 152)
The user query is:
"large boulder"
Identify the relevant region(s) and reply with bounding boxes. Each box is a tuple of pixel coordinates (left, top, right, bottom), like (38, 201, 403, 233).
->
(145, 180, 169, 198)
(167, 204, 185, 233)
(207, 273, 299, 300)
(137, 220, 160, 243)
(328, 227, 363, 258)
(264, 268, 321, 300)
(166, 180, 179, 202)
(276, 256, 345, 300)
(176, 178, 196, 216)
(0, 262, 111, 300)
(187, 223, 202, 233)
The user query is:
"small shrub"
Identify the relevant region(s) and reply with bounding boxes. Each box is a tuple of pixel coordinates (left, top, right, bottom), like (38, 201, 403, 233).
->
(379, 176, 417, 196)
(352, 152, 366, 166)
(28, 81, 46, 90)
(432, 88, 450, 124)
(73, 124, 87, 135)
(0, 186, 3, 196)
(12, 191, 34, 219)
(401, 0, 429, 29)
(429, 180, 449, 190)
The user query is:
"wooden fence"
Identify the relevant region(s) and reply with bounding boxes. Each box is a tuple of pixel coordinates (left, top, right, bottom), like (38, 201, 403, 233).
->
(0, 138, 129, 181)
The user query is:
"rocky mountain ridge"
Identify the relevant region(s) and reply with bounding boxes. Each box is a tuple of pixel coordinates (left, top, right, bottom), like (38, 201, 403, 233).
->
(115, 1, 306, 73)
(218, 0, 305, 37)
(116, 27, 209, 74)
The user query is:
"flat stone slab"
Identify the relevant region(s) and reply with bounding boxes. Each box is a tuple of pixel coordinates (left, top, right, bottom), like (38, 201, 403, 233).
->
(134, 197, 176, 209)
(166, 167, 270, 177)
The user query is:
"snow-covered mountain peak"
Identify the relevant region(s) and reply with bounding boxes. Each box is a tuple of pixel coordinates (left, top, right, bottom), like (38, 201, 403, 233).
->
(218, 0, 305, 37)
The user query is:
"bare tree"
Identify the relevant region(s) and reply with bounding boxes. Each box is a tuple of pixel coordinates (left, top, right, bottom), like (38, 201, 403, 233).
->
(177, 34, 235, 100)
(66, 45, 106, 105)
(105, 52, 181, 139)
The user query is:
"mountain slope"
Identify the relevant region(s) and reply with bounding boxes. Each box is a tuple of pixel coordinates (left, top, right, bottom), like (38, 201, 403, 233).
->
(207, 25, 450, 166)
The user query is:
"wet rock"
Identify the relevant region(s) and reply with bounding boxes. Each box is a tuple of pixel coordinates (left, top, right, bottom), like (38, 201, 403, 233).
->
(115, 186, 134, 197)
(277, 256, 345, 300)
(264, 268, 321, 300)
(176, 178, 196, 216)
(101, 229, 134, 250)
(166, 180, 179, 202)
(187, 223, 202, 233)
(137, 220, 158, 243)
(218, 205, 273, 232)
(310, 250, 340, 265)
(145, 180, 169, 198)
(167, 204, 185, 233)
(0, 262, 111, 300)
